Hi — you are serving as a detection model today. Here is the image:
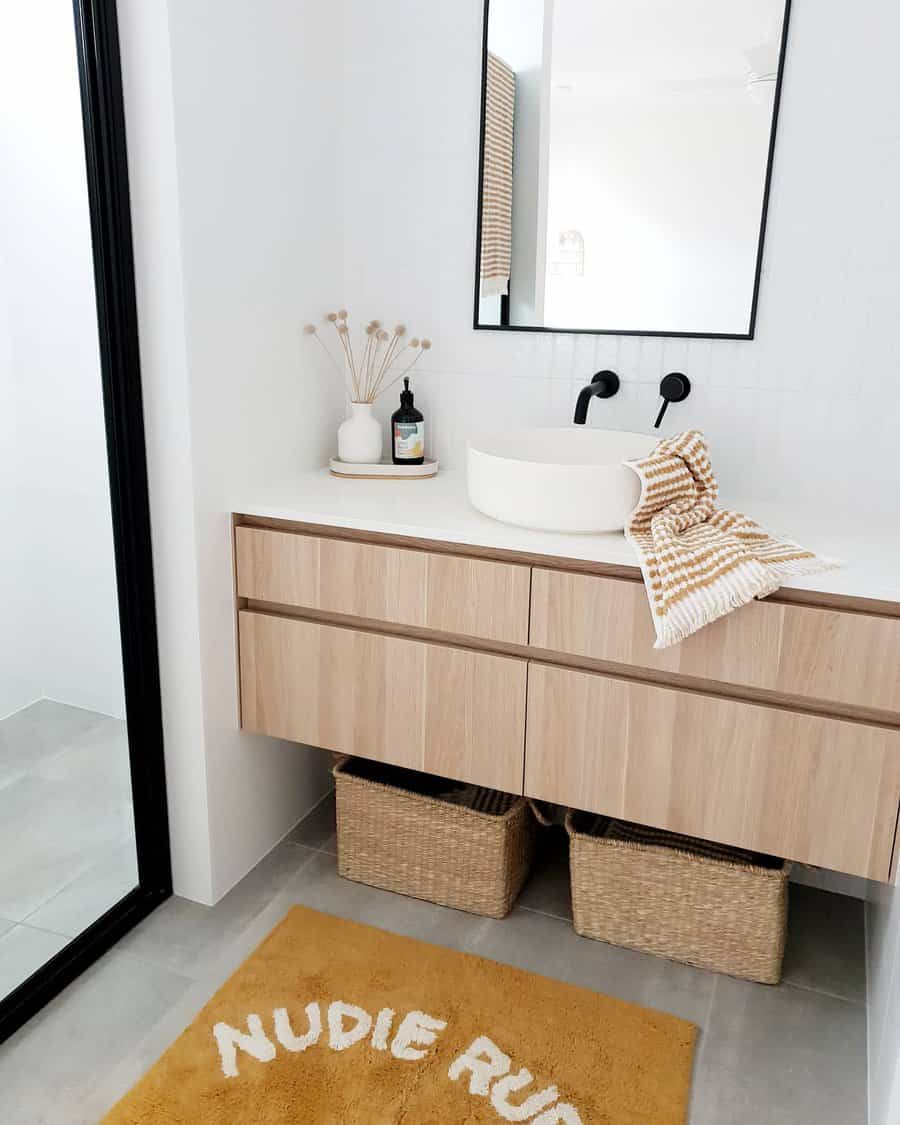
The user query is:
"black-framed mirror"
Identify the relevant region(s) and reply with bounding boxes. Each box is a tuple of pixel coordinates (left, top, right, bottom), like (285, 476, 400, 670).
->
(474, 0, 792, 339)
(0, 0, 171, 1043)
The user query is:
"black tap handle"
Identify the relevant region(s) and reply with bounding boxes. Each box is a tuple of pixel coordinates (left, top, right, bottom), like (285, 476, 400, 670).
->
(654, 372, 691, 429)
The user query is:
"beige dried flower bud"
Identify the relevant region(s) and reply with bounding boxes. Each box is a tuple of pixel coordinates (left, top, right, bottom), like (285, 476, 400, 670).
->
(371, 320, 382, 329)
(302, 324, 317, 335)
(326, 312, 338, 322)
(410, 337, 420, 348)
(394, 324, 407, 336)
(337, 309, 348, 319)
(421, 338, 432, 350)
(337, 324, 349, 335)
(365, 324, 376, 335)
(377, 329, 389, 341)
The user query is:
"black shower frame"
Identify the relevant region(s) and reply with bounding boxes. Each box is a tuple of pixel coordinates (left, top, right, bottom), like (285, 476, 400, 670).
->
(0, 0, 172, 1044)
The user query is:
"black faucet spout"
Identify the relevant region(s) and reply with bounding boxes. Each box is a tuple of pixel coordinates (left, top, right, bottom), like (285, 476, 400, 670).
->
(573, 370, 620, 424)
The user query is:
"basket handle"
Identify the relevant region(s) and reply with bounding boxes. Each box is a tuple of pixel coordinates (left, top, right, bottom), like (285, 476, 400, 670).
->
(331, 754, 352, 779)
(527, 799, 556, 827)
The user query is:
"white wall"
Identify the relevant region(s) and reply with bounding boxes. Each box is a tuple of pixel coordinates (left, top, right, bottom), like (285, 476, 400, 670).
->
(0, 252, 35, 720)
(0, 1, 125, 722)
(119, 0, 343, 903)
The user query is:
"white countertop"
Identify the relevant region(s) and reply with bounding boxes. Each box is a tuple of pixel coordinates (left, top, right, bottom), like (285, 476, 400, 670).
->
(234, 469, 900, 606)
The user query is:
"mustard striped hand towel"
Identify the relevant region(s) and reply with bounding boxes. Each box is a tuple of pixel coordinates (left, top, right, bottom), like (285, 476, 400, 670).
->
(625, 430, 839, 649)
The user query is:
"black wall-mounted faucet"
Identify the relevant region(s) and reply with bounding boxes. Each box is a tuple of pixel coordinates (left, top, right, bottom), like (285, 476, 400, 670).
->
(654, 372, 691, 428)
(573, 370, 620, 424)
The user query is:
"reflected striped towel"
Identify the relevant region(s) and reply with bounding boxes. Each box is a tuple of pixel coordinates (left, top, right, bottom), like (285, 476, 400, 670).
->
(625, 431, 839, 649)
(480, 52, 515, 297)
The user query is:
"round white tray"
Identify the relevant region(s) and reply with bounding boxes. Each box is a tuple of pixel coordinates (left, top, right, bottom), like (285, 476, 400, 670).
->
(329, 457, 439, 480)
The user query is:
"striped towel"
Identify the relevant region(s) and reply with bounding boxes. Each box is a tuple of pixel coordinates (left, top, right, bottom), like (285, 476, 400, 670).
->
(480, 53, 515, 297)
(626, 431, 839, 649)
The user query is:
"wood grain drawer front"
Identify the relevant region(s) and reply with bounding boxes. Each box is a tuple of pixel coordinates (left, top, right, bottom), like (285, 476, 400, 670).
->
(235, 527, 529, 644)
(239, 611, 527, 792)
(530, 568, 900, 715)
(524, 664, 900, 881)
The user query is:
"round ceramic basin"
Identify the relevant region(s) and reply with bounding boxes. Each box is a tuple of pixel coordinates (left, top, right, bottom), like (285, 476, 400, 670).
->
(467, 427, 656, 533)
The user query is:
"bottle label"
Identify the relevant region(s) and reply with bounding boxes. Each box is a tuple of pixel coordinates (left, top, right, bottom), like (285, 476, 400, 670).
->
(394, 421, 424, 459)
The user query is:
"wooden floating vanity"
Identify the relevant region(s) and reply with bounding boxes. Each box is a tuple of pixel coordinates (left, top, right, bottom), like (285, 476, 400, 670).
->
(233, 514, 900, 884)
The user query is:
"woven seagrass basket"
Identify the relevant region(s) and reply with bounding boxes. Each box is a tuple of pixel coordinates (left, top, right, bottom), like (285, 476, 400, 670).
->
(333, 757, 536, 919)
(566, 811, 790, 984)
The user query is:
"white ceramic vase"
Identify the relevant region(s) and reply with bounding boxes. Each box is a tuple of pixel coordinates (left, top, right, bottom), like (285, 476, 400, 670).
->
(337, 401, 383, 464)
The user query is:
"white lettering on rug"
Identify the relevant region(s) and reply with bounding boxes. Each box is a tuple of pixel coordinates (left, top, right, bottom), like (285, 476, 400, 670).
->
(448, 1035, 511, 1095)
(212, 1004, 584, 1122)
(371, 1007, 395, 1051)
(213, 1014, 276, 1079)
(390, 1011, 448, 1061)
(531, 1105, 583, 1124)
(327, 1001, 373, 1051)
(490, 1069, 559, 1121)
(274, 1003, 321, 1052)
(449, 1036, 583, 1124)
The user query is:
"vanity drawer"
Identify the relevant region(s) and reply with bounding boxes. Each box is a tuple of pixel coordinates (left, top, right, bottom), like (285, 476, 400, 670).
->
(235, 526, 529, 645)
(530, 568, 900, 716)
(239, 611, 527, 792)
(524, 663, 900, 881)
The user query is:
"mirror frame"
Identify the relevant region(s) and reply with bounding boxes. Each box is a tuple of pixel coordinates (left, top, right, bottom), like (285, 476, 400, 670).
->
(472, 0, 793, 340)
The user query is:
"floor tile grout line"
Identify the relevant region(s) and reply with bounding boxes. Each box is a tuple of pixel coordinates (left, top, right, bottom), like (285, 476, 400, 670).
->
(686, 974, 717, 1120)
(107, 848, 328, 984)
(111, 944, 202, 985)
(18, 854, 135, 935)
(283, 839, 335, 858)
(517, 904, 572, 924)
(0, 919, 77, 943)
(514, 905, 866, 1008)
(299, 787, 336, 820)
(779, 977, 867, 1008)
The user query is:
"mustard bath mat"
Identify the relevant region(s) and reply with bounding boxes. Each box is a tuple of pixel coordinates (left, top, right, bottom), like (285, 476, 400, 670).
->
(105, 906, 696, 1124)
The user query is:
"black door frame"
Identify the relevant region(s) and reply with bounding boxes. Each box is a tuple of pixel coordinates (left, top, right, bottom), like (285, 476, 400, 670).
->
(0, 0, 172, 1044)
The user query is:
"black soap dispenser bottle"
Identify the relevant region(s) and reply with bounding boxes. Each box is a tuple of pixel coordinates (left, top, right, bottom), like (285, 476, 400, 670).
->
(391, 377, 425, 465)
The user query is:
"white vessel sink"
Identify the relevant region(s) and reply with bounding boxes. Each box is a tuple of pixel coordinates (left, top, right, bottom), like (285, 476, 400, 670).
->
(467, 427, 656, 533)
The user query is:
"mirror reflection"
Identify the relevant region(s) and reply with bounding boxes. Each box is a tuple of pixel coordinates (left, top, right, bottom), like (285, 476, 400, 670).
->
(476, 0, 790, 337)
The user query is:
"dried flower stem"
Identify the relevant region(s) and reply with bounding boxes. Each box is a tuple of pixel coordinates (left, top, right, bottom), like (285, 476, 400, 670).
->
(312, 334, 345, 381)
(332, 324, 359, 400)
(366, 335, 389, 400)
(375, 348, 426, 399)
(375, 332, 404, 385)
(304, 310, 431, 403)
(359, 336, 373, 399)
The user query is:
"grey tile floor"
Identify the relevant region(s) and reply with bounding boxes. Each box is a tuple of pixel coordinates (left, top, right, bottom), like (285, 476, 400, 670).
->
(0, 701, 138, 1000)
(0, 791, 867, 1125)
